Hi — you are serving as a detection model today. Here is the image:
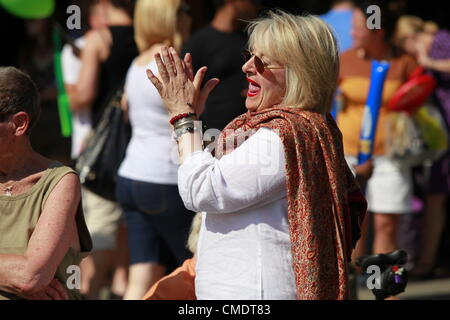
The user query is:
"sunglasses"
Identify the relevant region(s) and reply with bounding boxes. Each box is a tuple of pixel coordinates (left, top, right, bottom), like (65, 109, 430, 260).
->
(242, 50, 284, 74)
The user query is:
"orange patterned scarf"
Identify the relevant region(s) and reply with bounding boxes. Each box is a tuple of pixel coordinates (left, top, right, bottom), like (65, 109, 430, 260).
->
(215, 107, 367, 300)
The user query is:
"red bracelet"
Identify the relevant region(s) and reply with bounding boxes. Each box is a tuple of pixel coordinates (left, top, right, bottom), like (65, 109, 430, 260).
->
(169, 112, 197, 125)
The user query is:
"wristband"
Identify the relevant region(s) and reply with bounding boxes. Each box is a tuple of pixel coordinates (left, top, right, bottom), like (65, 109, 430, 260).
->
(174, 120, 203, 141)
(174, 124, 198, 140)
(174, 118, 195, 130)
(170, 112, 197, 126)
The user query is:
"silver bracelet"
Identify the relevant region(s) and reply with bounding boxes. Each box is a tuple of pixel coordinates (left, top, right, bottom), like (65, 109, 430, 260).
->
(174, 118, 195, 130)
(173, 115, 197, 129)
(175, 125, 197, 140)
(174, 120, 203, 141)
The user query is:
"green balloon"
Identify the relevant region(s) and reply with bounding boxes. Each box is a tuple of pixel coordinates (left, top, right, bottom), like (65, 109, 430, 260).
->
(0, 0, 55, 19)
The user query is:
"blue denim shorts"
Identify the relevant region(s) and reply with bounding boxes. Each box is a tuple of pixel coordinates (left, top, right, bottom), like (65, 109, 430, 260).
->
(116, 176, 194, 265)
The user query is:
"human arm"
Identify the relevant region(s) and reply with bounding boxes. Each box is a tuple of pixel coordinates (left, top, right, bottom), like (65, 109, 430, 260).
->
(121, 90, 129, 123)
(418, 56, 450, 73)
(417, 38, 450, 73)
(68, 30, 104, 112)
(353, 159, 374, 181)
(353, 159, 374, 189)
(178, 128, 287, 214)
(0, 173, 80, 299)
(61, 41, 82, 111)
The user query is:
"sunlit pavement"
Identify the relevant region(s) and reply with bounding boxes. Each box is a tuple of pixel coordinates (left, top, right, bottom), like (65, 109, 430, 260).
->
(357, 277, 450, 300)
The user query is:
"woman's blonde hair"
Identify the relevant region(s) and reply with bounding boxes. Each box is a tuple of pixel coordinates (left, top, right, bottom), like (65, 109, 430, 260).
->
(394, 15, 439, 46)
(134, 0, 182, 53)
(247, 10, 339, 113)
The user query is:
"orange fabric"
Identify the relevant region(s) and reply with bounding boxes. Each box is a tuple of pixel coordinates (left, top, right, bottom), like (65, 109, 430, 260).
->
(338, 49, 418, 156)
(338, 77, 401, 155)
(142, 258, 196, 300)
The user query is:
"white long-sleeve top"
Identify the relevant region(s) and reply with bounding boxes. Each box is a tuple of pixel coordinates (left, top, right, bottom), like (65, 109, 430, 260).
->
(178, 127, 297, 300)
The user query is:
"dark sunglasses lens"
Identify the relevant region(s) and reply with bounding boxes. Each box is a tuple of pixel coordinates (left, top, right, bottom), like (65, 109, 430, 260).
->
(242, 51, 264, 73)
(254, 56, 264, 73)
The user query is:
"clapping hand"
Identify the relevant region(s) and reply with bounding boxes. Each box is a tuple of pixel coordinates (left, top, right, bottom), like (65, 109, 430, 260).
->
(146, 46, 220, 118)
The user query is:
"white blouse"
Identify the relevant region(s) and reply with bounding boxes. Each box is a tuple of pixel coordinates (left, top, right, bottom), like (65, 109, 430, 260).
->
(178, 128, 297, 300)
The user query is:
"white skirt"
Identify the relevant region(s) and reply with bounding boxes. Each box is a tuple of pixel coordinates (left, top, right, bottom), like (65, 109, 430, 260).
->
(346, 155, 413, 214)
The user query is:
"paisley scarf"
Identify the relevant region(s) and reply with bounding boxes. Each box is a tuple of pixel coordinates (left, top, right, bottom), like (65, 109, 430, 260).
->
(215, 107, 367, 300)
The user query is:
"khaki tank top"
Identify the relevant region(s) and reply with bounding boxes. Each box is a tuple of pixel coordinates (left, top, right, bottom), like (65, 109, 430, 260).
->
(0, 162, 92, 300)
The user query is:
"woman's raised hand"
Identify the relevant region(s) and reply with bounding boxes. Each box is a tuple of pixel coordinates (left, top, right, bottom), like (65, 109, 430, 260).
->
(146, 46, 219, 118)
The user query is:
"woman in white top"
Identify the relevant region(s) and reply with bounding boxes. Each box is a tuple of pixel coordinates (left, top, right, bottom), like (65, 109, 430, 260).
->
(117, 0, 193, 300)
(147, 11, 368, 299)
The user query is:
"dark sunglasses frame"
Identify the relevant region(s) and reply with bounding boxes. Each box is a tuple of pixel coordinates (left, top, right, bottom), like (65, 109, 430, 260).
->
(242, 50, 284, 74)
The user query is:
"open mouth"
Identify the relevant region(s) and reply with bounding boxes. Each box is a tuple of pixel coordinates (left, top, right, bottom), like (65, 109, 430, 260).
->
(246, 77, 261, 97)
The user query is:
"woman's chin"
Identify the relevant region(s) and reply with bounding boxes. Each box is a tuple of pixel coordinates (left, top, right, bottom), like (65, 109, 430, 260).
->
(245, 105, 257, 112)
(245, 97, 260, 112)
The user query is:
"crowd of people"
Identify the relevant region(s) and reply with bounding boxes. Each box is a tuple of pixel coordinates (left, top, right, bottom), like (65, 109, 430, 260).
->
(0, 0, 449, 300)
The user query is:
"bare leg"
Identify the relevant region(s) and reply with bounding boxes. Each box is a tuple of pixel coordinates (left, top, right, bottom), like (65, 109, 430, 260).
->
(80, 255, 94, 297)
(81, 249, 115, 300)
(111, 223, 129, 297)
(373, 213, 400, 254)
(123, 263, 166, 300)
(413, 193, 447, 275)
(352, 213, 370, 265)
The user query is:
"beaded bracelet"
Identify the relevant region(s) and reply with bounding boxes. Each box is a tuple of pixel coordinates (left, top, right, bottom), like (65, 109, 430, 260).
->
(169, 112, 197, 126)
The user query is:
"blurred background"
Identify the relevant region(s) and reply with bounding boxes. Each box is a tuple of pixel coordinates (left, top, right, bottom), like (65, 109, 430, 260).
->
(1, 0, 450, 300)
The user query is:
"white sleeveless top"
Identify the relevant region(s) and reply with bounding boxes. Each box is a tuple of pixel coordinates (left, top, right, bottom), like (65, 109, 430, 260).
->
(118, 60, 179, 184)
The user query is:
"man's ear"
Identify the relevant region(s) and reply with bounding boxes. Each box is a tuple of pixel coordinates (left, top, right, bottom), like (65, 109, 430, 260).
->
(11, 112, 31, 136)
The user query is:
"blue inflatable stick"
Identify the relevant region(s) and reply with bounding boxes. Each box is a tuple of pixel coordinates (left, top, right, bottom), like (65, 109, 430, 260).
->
(358, 60, 390, 164)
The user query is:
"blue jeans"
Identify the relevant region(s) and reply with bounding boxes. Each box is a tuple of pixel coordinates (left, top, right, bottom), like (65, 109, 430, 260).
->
(116, 176, 193, 266)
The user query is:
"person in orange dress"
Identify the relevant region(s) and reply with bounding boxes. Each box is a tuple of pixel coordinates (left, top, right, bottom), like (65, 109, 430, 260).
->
(338, 1, 418, 261)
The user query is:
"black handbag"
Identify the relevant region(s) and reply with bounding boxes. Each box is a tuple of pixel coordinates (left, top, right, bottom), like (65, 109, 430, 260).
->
(75, 88, 131, 202)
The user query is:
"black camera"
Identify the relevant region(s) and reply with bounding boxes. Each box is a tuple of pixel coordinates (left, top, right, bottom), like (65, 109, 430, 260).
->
(356, 250, 409, 300)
